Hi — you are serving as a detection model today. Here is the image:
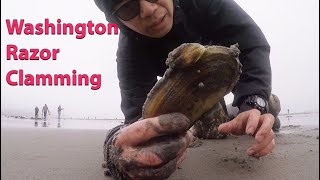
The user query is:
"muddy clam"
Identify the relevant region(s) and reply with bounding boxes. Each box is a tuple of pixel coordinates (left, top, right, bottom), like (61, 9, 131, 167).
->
(142, 43, 242, 129)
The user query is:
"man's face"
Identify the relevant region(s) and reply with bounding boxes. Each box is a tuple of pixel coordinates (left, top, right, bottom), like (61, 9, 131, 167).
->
(113, 0, 174, 38)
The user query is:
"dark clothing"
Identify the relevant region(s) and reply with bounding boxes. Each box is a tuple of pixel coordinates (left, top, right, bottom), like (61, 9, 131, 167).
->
(35, 107, 39, 117)
(58, 106, 63, 119)
(100, 0, 272, 124)
(42, 105, 49, 119)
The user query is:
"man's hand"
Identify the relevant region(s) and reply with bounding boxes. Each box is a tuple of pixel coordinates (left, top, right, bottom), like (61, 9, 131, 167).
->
(106, 113, 193, 179)
(218, 109, 275, 158)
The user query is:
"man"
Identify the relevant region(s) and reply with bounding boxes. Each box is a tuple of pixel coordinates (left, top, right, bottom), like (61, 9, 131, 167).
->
(94, 0, 281, 179)
(58, 105, 64, 120)
(34, 106, 40, 127)
(42, 104, 50, 120)
(35, 106, 39, 119)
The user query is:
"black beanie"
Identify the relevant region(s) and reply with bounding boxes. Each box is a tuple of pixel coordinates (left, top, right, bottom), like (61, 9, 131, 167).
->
(94, 0, 141, 37)
(94, 0, 122, 23)
(93, 0, 179, 39)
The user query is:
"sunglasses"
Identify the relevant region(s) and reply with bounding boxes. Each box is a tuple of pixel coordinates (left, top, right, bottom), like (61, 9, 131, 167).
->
(112, 0, 159, 21)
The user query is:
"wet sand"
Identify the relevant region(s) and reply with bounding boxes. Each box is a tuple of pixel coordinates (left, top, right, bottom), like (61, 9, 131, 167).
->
(1, 125, 319, 180)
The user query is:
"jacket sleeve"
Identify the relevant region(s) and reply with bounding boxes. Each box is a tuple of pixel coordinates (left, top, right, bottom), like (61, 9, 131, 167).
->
(116, 34, 158, 124)
(181, 0, 272, 106)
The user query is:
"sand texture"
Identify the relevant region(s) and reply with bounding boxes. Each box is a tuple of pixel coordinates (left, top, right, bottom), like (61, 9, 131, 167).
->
(1, 125, 319, 180)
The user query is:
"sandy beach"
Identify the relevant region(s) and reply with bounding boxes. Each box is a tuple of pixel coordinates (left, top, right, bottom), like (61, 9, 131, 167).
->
(1, 121, 319, 180)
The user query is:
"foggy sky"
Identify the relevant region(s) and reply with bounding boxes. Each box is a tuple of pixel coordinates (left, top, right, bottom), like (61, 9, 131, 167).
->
(1, 0, 319, 119)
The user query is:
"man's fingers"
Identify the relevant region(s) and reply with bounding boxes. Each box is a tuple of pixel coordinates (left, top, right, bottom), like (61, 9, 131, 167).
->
(116, 113, 190, 146)
(141, 133, 191, 164)
(126, 157, 178, 180)
(255, 114, 275, 143)
(245, 109, 261, 135)
(247, 129, 274, 156)
(175, 131, 193, 156)
(124, 134, 189, 179)
(176, 150, 188, 167)
(253, 139, 276, 157)
(121, 133, 191, 167)
(218, 117, 239, 134)
(218, 112, 247, 135)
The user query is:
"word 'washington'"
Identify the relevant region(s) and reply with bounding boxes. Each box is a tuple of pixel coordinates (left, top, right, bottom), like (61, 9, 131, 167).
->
(6, 19, 119, 39)
(6, 69, 101, 90)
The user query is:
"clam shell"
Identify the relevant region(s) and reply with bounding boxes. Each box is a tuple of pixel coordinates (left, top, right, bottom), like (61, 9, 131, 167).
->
(142, 43, 242, 128)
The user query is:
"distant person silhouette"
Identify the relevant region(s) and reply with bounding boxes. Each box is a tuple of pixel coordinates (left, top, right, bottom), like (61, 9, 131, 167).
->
(35, 106, 39, 119)
(42, 104, 50, 120)
(58, 105, 64, 120)
(34, 106, 39, 127)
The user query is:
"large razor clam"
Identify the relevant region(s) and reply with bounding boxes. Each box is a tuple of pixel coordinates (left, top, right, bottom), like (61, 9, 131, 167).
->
(142, 43, 242, 128)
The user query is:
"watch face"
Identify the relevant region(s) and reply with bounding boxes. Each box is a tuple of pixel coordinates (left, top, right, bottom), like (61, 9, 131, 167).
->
(257, 97, 266, 107)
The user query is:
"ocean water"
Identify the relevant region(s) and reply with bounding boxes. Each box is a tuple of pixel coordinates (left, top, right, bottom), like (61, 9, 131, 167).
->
(1, 113, 319, 130)
(279, 113, 319, 126)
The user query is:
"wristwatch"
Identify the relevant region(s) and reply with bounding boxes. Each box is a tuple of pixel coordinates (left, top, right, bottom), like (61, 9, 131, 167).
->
(244, 95, 269, 114)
